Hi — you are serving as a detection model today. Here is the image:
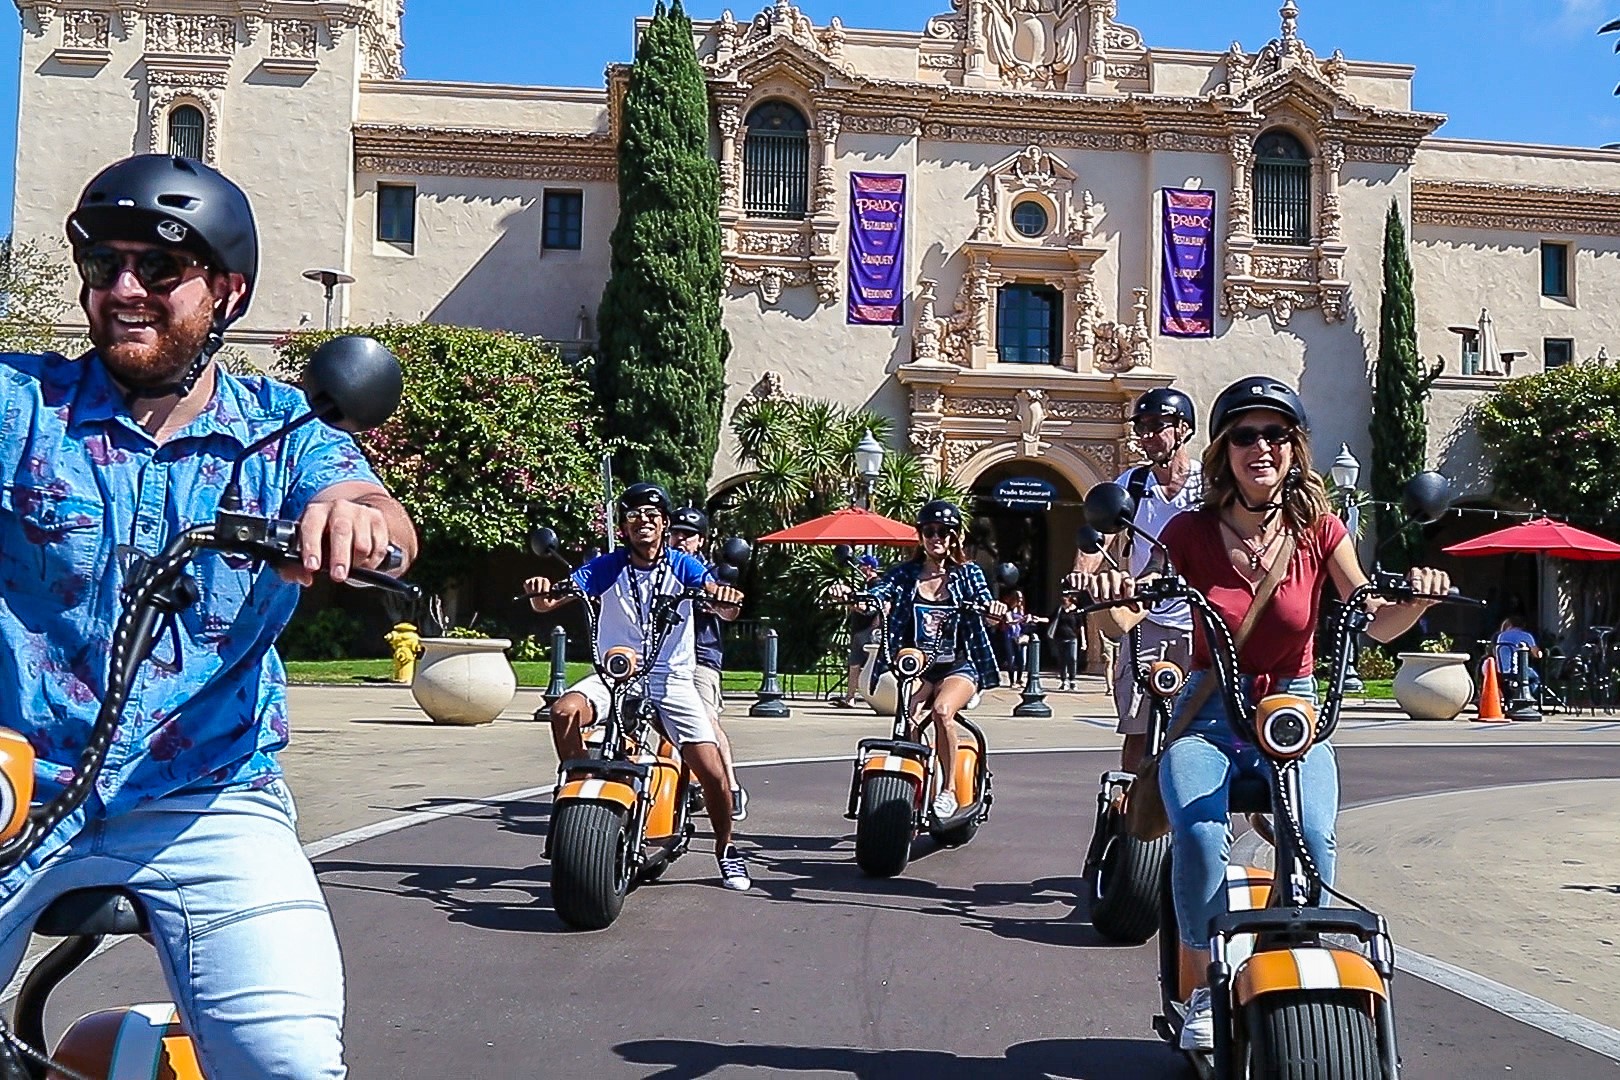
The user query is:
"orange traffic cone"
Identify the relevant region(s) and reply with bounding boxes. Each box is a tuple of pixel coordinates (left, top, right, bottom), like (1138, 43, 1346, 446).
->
(1475, 657, 1509, 723)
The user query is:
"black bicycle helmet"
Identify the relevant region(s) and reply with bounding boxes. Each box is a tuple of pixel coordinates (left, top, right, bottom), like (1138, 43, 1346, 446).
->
(1131, 387, 1197, 432)
(1209, 375, 1309, 436)
(915, 500, 965, 532)
(67, 155, 259, 324)
(617, 483, 672, 520)
(670, 506, 709, 536)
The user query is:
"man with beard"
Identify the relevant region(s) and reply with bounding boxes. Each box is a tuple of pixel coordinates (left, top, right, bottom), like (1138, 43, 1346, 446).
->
(0, 155, 416, 1077)
(526, 484, 751, 890)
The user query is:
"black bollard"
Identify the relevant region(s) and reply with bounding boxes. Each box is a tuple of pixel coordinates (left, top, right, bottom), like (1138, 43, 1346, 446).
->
(535, 625, 569, 721)
(1505, 643, 1542, 721)
(750, 628, 791, 718)
(1013, 635, 1052, 718)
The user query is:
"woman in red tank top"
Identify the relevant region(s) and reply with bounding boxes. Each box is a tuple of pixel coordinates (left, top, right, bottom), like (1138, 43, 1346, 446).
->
(1082, 376, 1450, 1051)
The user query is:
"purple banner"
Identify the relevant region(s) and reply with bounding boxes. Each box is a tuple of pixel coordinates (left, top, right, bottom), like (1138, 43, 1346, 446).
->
(848, 173, 906, 325)
(1161, 188, 1215, 338)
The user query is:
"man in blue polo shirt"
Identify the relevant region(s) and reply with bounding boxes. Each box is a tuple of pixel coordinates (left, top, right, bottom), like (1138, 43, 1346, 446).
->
(0, 155, 416, 1077)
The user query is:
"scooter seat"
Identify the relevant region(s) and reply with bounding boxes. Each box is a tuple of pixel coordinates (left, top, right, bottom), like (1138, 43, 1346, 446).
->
(35, 887, 147, 938)
(1229, 775, 1271, 815)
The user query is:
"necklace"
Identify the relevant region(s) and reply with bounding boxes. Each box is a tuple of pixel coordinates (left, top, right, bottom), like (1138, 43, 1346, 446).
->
(1221, 516, 1283, 573)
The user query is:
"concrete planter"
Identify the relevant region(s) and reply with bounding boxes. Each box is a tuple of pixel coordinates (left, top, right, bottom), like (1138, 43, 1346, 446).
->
(857, 643, 898, 716)
(1393, 652, 1475, 721)
(410, 638, 517, 725)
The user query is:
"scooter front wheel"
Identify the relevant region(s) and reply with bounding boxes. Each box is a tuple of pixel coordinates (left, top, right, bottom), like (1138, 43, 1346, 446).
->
(1088, 820, 1169, 945)
(855, 772, 917, 877)
(1247, 989, 1381, 1080)
(549, 800, 633, 930)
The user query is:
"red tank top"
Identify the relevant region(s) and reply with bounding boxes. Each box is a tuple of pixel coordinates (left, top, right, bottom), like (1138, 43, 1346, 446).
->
(1159, 509, 1349, 683)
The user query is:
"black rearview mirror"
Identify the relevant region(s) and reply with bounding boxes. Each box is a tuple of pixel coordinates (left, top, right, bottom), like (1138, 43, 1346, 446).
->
(995, 562, 1020, 588)
(1084, 483, 1137, 535)
(302, 335, 403, 433)
(718, 537, 752, 568)
(833, 543, 855, 567)
(528, 527, 559, 559)
(1401, 471, 1453, 525)
(1076, 525, 1106, 556)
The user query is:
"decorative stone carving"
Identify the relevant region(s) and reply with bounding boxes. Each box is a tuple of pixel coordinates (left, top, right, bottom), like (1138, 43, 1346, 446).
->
(352, 125, 616, 183)
(1091, 287, 1152, 374)
(361, 0, 405, 79)
(1015, 387, 1047, 456)
(708, 2, 846, 67)
(146, 13, 235, 53)
(1046, 398, 1118, 421)
(981, 0, 1083, 91)
(1253, 254, 1313, 280)
(921, 123, 1145, 152)
(1411, 180, 1620, 237)
(269, 20, 317, 60)
(1076, 439, 1120, 477)
(147, 69, 225, 163)
(64, 9, 109, 49)
(1223, 283, 1318, 326)
(729, 263, 811, 305)
(945, 396, 1015, 419)
(913, 279, 942, 361)
(946, 439, 994, 475)
(735, 229, 808, 256)
(909, 427, 945, 456)
(842, 114, 921, 136)
(749, 371, 793, 401)
(31, 3, 59, 31)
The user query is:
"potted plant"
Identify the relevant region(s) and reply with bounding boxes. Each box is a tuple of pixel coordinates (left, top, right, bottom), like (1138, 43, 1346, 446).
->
(1392, 634, 1474, 721)
(410, 607, 518, 725)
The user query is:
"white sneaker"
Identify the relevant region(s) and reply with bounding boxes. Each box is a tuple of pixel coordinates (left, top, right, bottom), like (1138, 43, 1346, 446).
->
(1179, 987, 1215, 1052)
(717, 844, 751, 892)
(931, 790, 958, 820)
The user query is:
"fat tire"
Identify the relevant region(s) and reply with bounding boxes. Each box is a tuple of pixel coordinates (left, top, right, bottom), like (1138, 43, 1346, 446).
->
(549, 800, 631, 930)
(1089, 821, 1170, 944)
(1247, 989, 1382, 1080)
(855, 772, 917, 877)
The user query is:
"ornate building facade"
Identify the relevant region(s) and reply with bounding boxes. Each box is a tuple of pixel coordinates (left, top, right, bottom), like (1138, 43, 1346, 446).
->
(12, 0, 1620, 604)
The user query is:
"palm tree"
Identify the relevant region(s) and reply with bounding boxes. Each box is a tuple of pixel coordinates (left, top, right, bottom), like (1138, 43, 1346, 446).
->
(1604, 18, 1620, 97)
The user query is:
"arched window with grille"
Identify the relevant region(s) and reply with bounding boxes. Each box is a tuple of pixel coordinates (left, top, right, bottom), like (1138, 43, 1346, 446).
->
(168, 105, 206, 161)
(743, 102, 809, 220)
(1252, 130, 1312, 246)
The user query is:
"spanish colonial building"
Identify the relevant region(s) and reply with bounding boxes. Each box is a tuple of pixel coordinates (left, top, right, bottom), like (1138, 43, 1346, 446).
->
(12, 0, 1620, 621)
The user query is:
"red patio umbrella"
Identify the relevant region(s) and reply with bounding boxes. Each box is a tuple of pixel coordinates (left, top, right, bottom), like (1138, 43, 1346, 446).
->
(756, 507, 920, 548)
(1442, 517, 1620, 561)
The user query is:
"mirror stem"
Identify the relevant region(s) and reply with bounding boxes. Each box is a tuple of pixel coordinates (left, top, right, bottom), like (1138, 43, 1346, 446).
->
(220, 412, 318, 512)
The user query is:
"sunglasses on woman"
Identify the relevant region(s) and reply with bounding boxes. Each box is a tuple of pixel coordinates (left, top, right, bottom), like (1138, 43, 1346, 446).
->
(919, 525, 957, 540)
(1227, 424, 1295, 449)
(76, 245, 210, 293)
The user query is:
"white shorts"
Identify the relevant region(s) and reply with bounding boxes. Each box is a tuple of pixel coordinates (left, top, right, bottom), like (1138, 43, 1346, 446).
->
(567, 672, 717, 748)
(694, 665, 725, 718)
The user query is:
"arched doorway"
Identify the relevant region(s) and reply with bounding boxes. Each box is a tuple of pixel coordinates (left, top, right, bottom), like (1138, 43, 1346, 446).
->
(965, 459, 1084, 622)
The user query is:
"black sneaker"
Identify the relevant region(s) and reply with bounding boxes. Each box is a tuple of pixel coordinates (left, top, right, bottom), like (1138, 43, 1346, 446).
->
(731, 786, 749, 822)
(718, 844, 751, 891)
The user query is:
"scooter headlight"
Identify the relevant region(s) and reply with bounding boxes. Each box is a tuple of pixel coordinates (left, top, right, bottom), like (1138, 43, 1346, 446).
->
(1255, 694, 1316, 760)
(895, 648, 926, 679)
(1148, 660, 1185, 698)
(603, 646, 641, 682)
(0, 730, 34, 844)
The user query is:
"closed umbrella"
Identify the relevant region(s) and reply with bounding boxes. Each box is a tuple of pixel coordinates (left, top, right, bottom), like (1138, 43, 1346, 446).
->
(1477, 308, 1505, 377)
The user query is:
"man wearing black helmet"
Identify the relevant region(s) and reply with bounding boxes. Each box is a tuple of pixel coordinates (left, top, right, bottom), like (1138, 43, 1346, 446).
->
(669, 506, 747, 820)
(0, 156, 416, 1078)
(1071, 386, 1202, 772)
(527, 484, 751, 890)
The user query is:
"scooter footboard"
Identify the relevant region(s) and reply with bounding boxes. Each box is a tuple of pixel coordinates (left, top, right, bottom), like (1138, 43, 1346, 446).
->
(846, 739, 930, 818)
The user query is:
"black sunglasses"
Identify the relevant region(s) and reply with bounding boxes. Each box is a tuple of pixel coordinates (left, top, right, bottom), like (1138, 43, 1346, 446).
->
(1132, 418, 1178, 436)
(76, 245, 209, 293)
(919, 524, 957, 539)
(1227, 424, 1295, 449)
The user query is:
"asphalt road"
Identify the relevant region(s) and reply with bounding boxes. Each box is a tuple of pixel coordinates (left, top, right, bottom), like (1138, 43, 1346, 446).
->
(32, 746, 1620, 1078)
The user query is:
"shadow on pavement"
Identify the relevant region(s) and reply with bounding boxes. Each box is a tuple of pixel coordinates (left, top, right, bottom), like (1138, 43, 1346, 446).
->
(614, 1037, 1185, 1079)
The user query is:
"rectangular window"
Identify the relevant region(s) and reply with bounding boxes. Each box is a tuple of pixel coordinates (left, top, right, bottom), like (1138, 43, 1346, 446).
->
(1541, 242, 1570, 298)
(1544, 338, 1574, 369)
(1459, 330, 1480, 376)
(996, 284, 1062, 366)
(542, 191, 584, 251)
(377, 184, 416, 246)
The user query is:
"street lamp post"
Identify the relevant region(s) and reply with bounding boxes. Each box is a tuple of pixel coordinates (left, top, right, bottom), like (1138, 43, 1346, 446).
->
(302, 268, 356, 330)
(1330, 443, 1366, 694)
(854, 429, 885, 510)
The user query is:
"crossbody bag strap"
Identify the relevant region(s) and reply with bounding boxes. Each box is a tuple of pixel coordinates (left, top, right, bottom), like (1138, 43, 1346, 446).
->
(1159, 530, 1299, 746)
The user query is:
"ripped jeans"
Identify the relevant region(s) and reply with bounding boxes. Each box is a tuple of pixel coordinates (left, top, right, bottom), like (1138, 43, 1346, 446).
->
(1159, 672, 1339, 949)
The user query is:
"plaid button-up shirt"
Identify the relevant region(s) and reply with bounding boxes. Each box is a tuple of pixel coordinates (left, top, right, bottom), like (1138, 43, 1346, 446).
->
(864, 558, 1000, 690)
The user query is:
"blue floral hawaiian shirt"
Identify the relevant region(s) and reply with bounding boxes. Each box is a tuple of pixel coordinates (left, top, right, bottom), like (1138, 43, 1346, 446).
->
(864, 559, 1000, 691)
(0, 351, 382, 824)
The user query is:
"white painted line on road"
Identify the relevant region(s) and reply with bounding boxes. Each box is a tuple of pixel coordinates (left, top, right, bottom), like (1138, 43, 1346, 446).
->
(1395, 946, 1620, 1062)
(302, 786, 553, 860)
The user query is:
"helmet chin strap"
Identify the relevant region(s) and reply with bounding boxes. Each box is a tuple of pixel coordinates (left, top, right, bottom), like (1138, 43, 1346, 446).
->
(123, 308, 228, 404)
(1235, 466, 1303, 518)
(1147, 426, 1192, 468)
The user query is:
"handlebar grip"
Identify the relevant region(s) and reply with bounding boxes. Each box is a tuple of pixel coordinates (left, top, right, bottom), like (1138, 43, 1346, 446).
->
(379, 545, 404, 573)
(343, 566, 419, 596)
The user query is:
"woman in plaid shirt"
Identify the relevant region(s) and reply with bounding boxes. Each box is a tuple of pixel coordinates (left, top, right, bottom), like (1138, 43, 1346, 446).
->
(856, 501, 1006, 820)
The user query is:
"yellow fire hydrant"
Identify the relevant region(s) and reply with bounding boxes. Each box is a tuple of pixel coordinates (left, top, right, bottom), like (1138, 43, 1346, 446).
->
(385, 622, 421, 684)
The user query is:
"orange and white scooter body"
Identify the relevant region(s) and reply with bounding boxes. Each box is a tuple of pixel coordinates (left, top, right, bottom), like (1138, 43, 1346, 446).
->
(50, 1002, 202, 1080)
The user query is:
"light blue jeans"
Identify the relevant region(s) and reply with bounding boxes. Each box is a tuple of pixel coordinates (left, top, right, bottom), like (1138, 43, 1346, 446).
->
(1160, 672, 1339, 949)
(0, 781, 345, 1078)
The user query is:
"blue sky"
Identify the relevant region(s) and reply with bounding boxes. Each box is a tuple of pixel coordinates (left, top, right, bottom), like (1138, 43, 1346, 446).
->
(4, 0, 1619, 233)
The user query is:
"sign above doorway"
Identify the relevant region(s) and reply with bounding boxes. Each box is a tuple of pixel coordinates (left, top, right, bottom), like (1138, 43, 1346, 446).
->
(991, 476, 1058, 511)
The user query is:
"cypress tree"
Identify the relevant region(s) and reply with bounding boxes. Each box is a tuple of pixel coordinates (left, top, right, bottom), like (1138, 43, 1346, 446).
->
(595, 0, 730, 501)
(1369, 200, 1439, 570)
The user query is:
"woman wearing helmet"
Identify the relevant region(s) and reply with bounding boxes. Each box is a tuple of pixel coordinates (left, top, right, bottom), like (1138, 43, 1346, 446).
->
(833, 500, 1006, 820)
(1082, 376, 1449, 1051)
